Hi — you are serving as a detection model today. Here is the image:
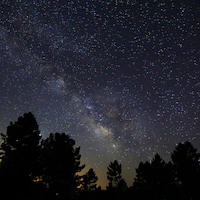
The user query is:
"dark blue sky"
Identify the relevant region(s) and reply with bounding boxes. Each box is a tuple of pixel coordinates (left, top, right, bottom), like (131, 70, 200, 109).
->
(0, 0, 200, 188)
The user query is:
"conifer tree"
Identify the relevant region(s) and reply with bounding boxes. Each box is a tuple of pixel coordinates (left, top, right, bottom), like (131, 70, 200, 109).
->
(40, 132, 85, 196)
(82, 168, 98, 190)
(0, 112, 41, 198)
(107, 160, 122, 189)
(171, 141, 200, 198)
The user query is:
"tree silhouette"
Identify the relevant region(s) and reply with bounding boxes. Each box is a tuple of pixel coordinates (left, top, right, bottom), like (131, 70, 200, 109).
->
(0, 112, 41, 199)
(151, 154, 171, 188)
(134, 161, 151, 191)
(82, 168, 98, 190)
(171, 141, 200, 198)
(107, 160, 122, 189)
(117, 178, 128, 191)
(134, 153, 175, 199)
(40, 132, 85, 197)
(5, 113, 200, 199)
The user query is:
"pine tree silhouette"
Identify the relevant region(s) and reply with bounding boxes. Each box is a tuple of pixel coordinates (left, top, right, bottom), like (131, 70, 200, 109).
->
(107, 160, 122, 189)
(0, 112, 41, 199)
(82, 168, 98, 190)
(40, 132, 85, 197)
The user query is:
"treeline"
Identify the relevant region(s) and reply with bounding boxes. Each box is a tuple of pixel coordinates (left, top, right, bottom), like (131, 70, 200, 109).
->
(0, 112, 200, 200)
(132, 141, 200, 200)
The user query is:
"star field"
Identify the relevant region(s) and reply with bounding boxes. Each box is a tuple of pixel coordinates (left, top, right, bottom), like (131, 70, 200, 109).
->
(0, 0, 200, 188)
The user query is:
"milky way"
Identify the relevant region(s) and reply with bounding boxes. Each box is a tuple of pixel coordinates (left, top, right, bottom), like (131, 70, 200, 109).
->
(0, 0, 200, 187)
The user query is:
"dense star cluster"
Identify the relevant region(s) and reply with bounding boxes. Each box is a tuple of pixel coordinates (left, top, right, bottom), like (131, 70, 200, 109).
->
(0, 0, 200, 187)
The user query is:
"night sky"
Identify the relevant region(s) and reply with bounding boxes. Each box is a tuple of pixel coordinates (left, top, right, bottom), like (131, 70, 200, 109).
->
(0, 0, 200, 188)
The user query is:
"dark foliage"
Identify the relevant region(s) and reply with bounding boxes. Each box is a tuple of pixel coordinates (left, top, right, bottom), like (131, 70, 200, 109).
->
(75, 189, 132, 200)
(107, 160, 122, 188)
(82, 168, 98, 190)
(106, 160, 128, 191)
(117, 178, 128, 191)
(134, 153, 175, 199)
(0, 112, 41, 199)
(0, 113, 85, 199)
(1, 112, 200, 200)
(171, 141, 200, 199)
(133, 145, 200, 200)
(40, 132, 85, 197)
